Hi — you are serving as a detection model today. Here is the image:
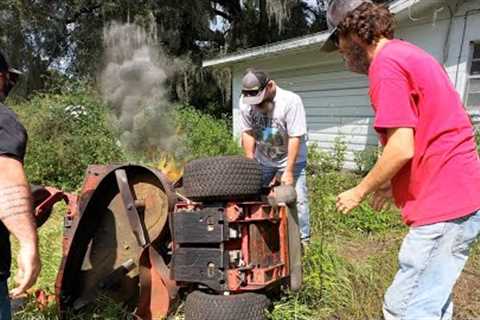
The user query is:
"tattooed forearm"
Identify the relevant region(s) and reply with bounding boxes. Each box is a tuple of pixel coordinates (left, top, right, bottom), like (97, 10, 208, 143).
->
(0, 184, 33, 221)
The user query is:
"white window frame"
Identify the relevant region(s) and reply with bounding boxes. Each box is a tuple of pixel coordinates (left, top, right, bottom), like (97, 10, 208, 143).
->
(466, 42, 480, 125)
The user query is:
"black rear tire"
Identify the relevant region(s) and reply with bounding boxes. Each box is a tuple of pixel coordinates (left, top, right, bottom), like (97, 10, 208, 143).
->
(183, 156, 262, 202)
(184, 291, 271, 320)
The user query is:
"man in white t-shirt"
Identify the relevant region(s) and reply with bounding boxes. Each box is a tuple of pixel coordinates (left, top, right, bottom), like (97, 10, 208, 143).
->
(239, 69, 310, 242)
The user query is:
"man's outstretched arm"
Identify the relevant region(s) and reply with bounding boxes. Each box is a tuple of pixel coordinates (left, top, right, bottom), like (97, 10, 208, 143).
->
(0, 156, 40, 297)
(336, 127, 415, 213)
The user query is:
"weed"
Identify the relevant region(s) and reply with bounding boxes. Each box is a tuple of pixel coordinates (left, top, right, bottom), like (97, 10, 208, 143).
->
(354, 147, 380, 176)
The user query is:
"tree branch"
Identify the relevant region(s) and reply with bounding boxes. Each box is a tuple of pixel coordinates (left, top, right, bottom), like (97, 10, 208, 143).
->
(212, 8, 232, 21)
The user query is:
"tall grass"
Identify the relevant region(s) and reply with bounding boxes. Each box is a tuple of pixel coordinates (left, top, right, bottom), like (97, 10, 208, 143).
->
(8, 94, 480, 319)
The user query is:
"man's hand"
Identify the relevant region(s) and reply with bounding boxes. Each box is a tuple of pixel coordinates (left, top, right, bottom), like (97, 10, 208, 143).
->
(11, 243, 41, 298)
(371, 184, 392, 211)
(336, 128, 414, 214)
(281, 170, 294, 186)
(336, 187, 365, 214)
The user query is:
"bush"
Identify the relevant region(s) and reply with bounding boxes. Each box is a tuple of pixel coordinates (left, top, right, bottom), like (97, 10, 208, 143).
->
(307, 138, 347, 175)
(354, 146, 380, 176)
(175, 105, 242, 160)
(11, 84, 124, 191)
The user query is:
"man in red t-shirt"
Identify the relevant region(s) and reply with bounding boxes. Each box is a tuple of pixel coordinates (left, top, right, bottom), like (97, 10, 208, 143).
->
(324, 1, 480, 319)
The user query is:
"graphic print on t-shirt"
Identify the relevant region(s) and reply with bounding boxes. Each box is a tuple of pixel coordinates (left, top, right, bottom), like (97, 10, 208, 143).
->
(249, 109, 288, 162)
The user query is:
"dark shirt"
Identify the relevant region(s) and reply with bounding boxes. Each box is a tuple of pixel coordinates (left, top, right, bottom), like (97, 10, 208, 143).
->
(0, 103, 27, 280)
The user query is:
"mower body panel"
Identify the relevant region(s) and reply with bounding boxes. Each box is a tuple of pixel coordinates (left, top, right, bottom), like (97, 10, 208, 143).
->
(171, 201, 290, 293)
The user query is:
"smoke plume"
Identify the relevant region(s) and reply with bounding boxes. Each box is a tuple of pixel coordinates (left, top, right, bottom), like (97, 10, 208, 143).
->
(100, 20, 180, 159)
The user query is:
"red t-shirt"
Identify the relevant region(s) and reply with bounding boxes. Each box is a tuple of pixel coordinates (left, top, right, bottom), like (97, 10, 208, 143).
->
(369, 39, 480, 226)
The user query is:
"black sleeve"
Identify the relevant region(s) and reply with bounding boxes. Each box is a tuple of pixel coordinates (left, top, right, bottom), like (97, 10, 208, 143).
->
(0, 105, 28, 162)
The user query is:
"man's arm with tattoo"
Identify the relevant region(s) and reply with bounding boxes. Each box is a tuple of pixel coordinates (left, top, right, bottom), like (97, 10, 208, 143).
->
(0, 156, 40, 297)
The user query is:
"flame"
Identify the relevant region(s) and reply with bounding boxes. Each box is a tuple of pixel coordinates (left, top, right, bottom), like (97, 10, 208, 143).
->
(155, 154, 184, 183)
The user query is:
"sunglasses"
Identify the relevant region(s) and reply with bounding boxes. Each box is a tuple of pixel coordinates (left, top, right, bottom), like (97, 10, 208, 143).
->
(242, 81, 269, 97)
(242, 89, 262, 97)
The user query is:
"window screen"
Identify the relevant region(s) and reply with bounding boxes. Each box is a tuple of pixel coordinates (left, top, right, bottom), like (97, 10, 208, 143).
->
(467, 43, 480, 113)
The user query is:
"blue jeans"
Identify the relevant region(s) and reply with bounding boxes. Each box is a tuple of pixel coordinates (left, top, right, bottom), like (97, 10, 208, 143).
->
(261, 163, 310, 240)
(383, 210, 480, 320)
(0, 280, 10, 320)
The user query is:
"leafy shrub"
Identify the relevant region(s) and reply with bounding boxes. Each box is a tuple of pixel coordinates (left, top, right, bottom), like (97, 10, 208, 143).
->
(307, 143, 337, 174)
(11, 84, 124, 191)
(332, 137, 347, 170)
(307, 138, 347, 175)
(175, 105, 242, 160)
(354, 146, 380, 176)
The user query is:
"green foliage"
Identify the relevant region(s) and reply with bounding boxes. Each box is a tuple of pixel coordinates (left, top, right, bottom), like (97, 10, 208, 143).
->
(339, 202, 402, 234)
(175, 105, 242, 160)
(332, 137, 347, 171)
(268, 139, 405, 319)
(354, 146, 380, 176)
(10, 104, 408, 320)
(307, 170, 403, 237)
(11, 84, 125, 191)
(307, 138, 347, 175)
(269, 236, 401, 320)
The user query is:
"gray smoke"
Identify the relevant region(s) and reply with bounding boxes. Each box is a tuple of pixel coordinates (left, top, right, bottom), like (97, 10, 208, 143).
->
(100, 21, 179, 158)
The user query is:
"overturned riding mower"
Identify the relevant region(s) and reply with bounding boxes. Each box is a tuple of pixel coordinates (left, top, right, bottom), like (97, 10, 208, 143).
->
(35, 156, 303, 320)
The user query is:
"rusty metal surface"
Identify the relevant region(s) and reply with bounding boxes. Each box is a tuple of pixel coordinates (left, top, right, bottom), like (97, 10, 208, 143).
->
(173, 201, 291, 293)
(248, 222, 280, 268)
(115, 169, 149, 247)
(32, 186, 76, 228)
(229, 205, 289, 291)
(56, 164, 176, 318)
(135, 246, 178, 320)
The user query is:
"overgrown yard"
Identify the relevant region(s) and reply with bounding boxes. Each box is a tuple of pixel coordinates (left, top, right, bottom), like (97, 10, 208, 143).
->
(7, 88, 480, 319)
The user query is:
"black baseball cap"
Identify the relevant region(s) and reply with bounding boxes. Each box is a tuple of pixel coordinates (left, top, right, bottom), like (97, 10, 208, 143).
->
(241, 69, 271, 105)
(321, 0, 373, 52)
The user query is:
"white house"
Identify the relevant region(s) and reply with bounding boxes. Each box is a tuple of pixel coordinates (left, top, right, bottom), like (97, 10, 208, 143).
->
(203, 0, 480, 169)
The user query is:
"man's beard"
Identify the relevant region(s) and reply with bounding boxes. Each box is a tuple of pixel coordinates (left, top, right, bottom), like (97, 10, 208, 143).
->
(344, 41, 371, 75)
(256, 99, 274, 114)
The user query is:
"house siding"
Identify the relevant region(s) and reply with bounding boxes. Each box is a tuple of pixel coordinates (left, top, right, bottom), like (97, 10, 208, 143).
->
(231, 0, 480, 169)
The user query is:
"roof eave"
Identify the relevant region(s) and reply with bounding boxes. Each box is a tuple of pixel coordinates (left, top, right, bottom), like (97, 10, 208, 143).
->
(203, 32, 329, 68)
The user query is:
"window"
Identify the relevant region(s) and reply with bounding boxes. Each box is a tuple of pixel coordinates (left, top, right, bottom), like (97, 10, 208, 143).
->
(466, 43, 480, 125)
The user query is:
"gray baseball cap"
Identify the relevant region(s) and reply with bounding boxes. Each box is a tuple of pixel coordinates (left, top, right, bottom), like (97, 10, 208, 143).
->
(241, 69, 270, 105)
(321, 0, 373, 52)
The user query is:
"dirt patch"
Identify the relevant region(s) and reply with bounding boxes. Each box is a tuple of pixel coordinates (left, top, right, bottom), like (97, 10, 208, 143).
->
(335, 233, 480, 319)
(335, 233, 403, 265)
(454, 250, 480, 319)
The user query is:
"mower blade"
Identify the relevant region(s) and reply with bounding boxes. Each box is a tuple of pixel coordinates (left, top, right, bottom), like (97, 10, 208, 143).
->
(115, 169, 149, 247)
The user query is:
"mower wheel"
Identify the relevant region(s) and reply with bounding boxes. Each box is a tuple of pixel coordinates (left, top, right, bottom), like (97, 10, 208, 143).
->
(185, 291, 271, 320)
(183, 156, 262, 202)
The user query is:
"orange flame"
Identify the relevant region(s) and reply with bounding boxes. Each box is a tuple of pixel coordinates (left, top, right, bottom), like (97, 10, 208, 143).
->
(155, 154, 184, 183)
